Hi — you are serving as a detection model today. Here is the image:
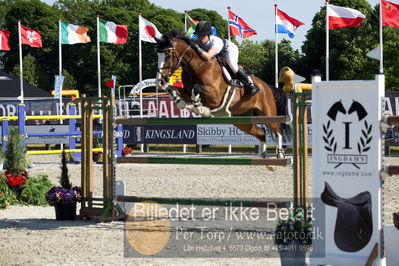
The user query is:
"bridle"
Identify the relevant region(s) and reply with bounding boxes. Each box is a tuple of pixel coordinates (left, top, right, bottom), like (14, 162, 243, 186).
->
(157, 43, 191, 85)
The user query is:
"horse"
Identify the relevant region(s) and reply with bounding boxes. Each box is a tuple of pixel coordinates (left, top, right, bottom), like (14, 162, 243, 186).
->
(155, 30, 290, 157)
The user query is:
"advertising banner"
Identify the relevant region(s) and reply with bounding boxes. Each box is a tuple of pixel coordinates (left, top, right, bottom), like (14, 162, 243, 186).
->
(124, 125, 197, 144)
(197, 124, 259, 145)
(25, 125, 70, 144)
(311, 77, 383, 265)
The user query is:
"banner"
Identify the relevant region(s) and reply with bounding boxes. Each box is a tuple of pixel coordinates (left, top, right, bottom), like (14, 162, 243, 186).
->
(311, 77, 383, 265)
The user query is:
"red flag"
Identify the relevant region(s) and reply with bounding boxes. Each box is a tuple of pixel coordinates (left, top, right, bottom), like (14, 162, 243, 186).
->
(0, 29, 10, 51)
(327, 5, 365, 30)
(382, 0, 399, 27)
(20, 25, 42, 48)
(228, 10, 257, 38)
(105, 79, 114, 89)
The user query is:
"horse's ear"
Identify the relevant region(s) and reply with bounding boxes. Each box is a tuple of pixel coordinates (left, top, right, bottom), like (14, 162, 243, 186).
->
(154, 36, 164, 44)
(156, 34, 173, 51)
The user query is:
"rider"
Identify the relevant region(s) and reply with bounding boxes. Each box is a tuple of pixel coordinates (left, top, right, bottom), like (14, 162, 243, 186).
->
(191, 21, 259, 96)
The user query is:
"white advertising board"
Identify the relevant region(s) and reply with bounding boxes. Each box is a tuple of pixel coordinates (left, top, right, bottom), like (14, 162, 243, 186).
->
(311, 76, 384, 265)
(197, 124, 259, 145)
(25, 125, 70, 144)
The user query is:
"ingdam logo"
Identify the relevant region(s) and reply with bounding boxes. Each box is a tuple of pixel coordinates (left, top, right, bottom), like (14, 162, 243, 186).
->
(323, 100, 372, 169)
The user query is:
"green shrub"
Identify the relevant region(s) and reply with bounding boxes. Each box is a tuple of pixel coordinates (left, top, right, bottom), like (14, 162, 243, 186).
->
(0, 175, 18, 209)
(19, 175, 53, 206)
(4, 127, 29, 176)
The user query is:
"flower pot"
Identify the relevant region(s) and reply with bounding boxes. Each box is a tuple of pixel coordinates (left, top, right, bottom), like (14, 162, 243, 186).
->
(54, 202, 77, 220)
(93, 153, 101, 162)
(279, 250, 306, 266)
(278, 242, 308, 266)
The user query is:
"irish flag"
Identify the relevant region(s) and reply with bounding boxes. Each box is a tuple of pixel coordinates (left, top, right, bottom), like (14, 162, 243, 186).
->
(61, 21, 91, 44)
(99, 19, 128, 44)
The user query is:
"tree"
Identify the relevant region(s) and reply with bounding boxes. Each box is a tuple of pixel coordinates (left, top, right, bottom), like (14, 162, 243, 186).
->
(238, 39, 302, 85)
(238, 39, 267, 76)
(11, 54, 39, 86)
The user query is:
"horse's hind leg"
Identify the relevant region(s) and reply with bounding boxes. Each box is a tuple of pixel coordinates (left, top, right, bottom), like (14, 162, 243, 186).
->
(266, 123, 284, 158)
(234, 123, 270, 157)
(234, 123, 277, 171)
(234, 123, 265, 143)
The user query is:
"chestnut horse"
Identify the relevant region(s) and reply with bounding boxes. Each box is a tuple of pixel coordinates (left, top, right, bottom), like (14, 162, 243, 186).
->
(155, 31, 289, 156)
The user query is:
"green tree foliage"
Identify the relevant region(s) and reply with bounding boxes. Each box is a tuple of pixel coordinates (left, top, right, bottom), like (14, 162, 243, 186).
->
(238, 39, 267, 76)
(383, 27, 399, 90)
(238, 39, 301, 85)
(59, 151, 71, 189)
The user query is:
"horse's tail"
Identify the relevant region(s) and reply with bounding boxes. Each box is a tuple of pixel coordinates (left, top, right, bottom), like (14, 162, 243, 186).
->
(269, 84, 292, 142)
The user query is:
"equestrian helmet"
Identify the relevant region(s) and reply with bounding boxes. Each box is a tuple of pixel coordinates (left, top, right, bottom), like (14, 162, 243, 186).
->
(194, 21, 212, 36)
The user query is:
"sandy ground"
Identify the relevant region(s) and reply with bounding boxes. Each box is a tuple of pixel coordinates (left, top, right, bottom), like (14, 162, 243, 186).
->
(0, 154, 398, 265)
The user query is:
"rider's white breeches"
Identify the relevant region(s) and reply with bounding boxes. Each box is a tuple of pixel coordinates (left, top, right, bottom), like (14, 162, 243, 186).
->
(221, 41, 239, 73)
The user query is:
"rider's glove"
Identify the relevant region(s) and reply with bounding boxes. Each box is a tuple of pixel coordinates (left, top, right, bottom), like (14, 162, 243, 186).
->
(192, 43, 204, 54)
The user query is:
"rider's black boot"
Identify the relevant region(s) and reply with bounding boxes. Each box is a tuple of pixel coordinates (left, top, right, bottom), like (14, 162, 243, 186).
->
(235, 69, 260, 96)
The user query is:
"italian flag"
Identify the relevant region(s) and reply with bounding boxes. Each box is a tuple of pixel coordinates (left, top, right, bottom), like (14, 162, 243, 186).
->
(99, 19, 128, 44)
(61, 21, 91, 44)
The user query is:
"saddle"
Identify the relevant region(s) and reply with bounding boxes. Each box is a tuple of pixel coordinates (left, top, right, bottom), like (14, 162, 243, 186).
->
(321, 182, 373, 252)
(216, 57, 243, 88)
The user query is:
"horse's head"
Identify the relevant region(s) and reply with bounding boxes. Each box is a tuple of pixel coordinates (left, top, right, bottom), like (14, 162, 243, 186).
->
(155, 31, 194, 90)
(155, 34, 175, 90)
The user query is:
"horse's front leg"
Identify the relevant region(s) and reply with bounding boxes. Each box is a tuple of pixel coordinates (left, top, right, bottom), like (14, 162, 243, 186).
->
(165, 85, 194, 111)
(191, 84, 211, 117)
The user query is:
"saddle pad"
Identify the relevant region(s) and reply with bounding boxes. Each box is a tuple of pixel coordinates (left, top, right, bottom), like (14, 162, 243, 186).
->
(321, 182, 373, 252)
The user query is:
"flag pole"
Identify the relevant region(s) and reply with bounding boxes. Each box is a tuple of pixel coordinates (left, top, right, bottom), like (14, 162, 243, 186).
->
(379, 0, 383, 73)
(326, 0, 330, 81)
(227, 6, 231, 41)
(184, 10, 188, 31)
(58, 18, 63, 122)
(17, 20, 24, 104)
(274, 4, 278, 88)
(58, 18, 62, 83)
(96, 15, 101, 98)
(138, 12, 143, 118)
(138, 12, 144, 153)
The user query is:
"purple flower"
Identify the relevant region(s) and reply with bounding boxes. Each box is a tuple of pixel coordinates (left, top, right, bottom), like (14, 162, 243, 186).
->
(45, 186, 82, 206)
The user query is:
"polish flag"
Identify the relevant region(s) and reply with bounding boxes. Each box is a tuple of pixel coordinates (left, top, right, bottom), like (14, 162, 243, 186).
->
(328, 4, 366, 30)
(139, 16, 162, 43)
(0, 29, 10, 51)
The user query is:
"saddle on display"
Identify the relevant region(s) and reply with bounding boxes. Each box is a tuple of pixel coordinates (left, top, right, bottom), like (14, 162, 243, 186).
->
(321, 182, 373, 252)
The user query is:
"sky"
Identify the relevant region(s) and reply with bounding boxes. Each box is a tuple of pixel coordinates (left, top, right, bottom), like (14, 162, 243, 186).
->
(41, 0, 386, 51)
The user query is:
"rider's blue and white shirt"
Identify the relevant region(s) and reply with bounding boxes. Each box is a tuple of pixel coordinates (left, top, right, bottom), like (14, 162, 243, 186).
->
(202, 36, 224, 54)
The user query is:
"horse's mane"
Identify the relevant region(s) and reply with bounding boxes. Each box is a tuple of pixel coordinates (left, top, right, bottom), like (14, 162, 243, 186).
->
(163, 29, 200, 47)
